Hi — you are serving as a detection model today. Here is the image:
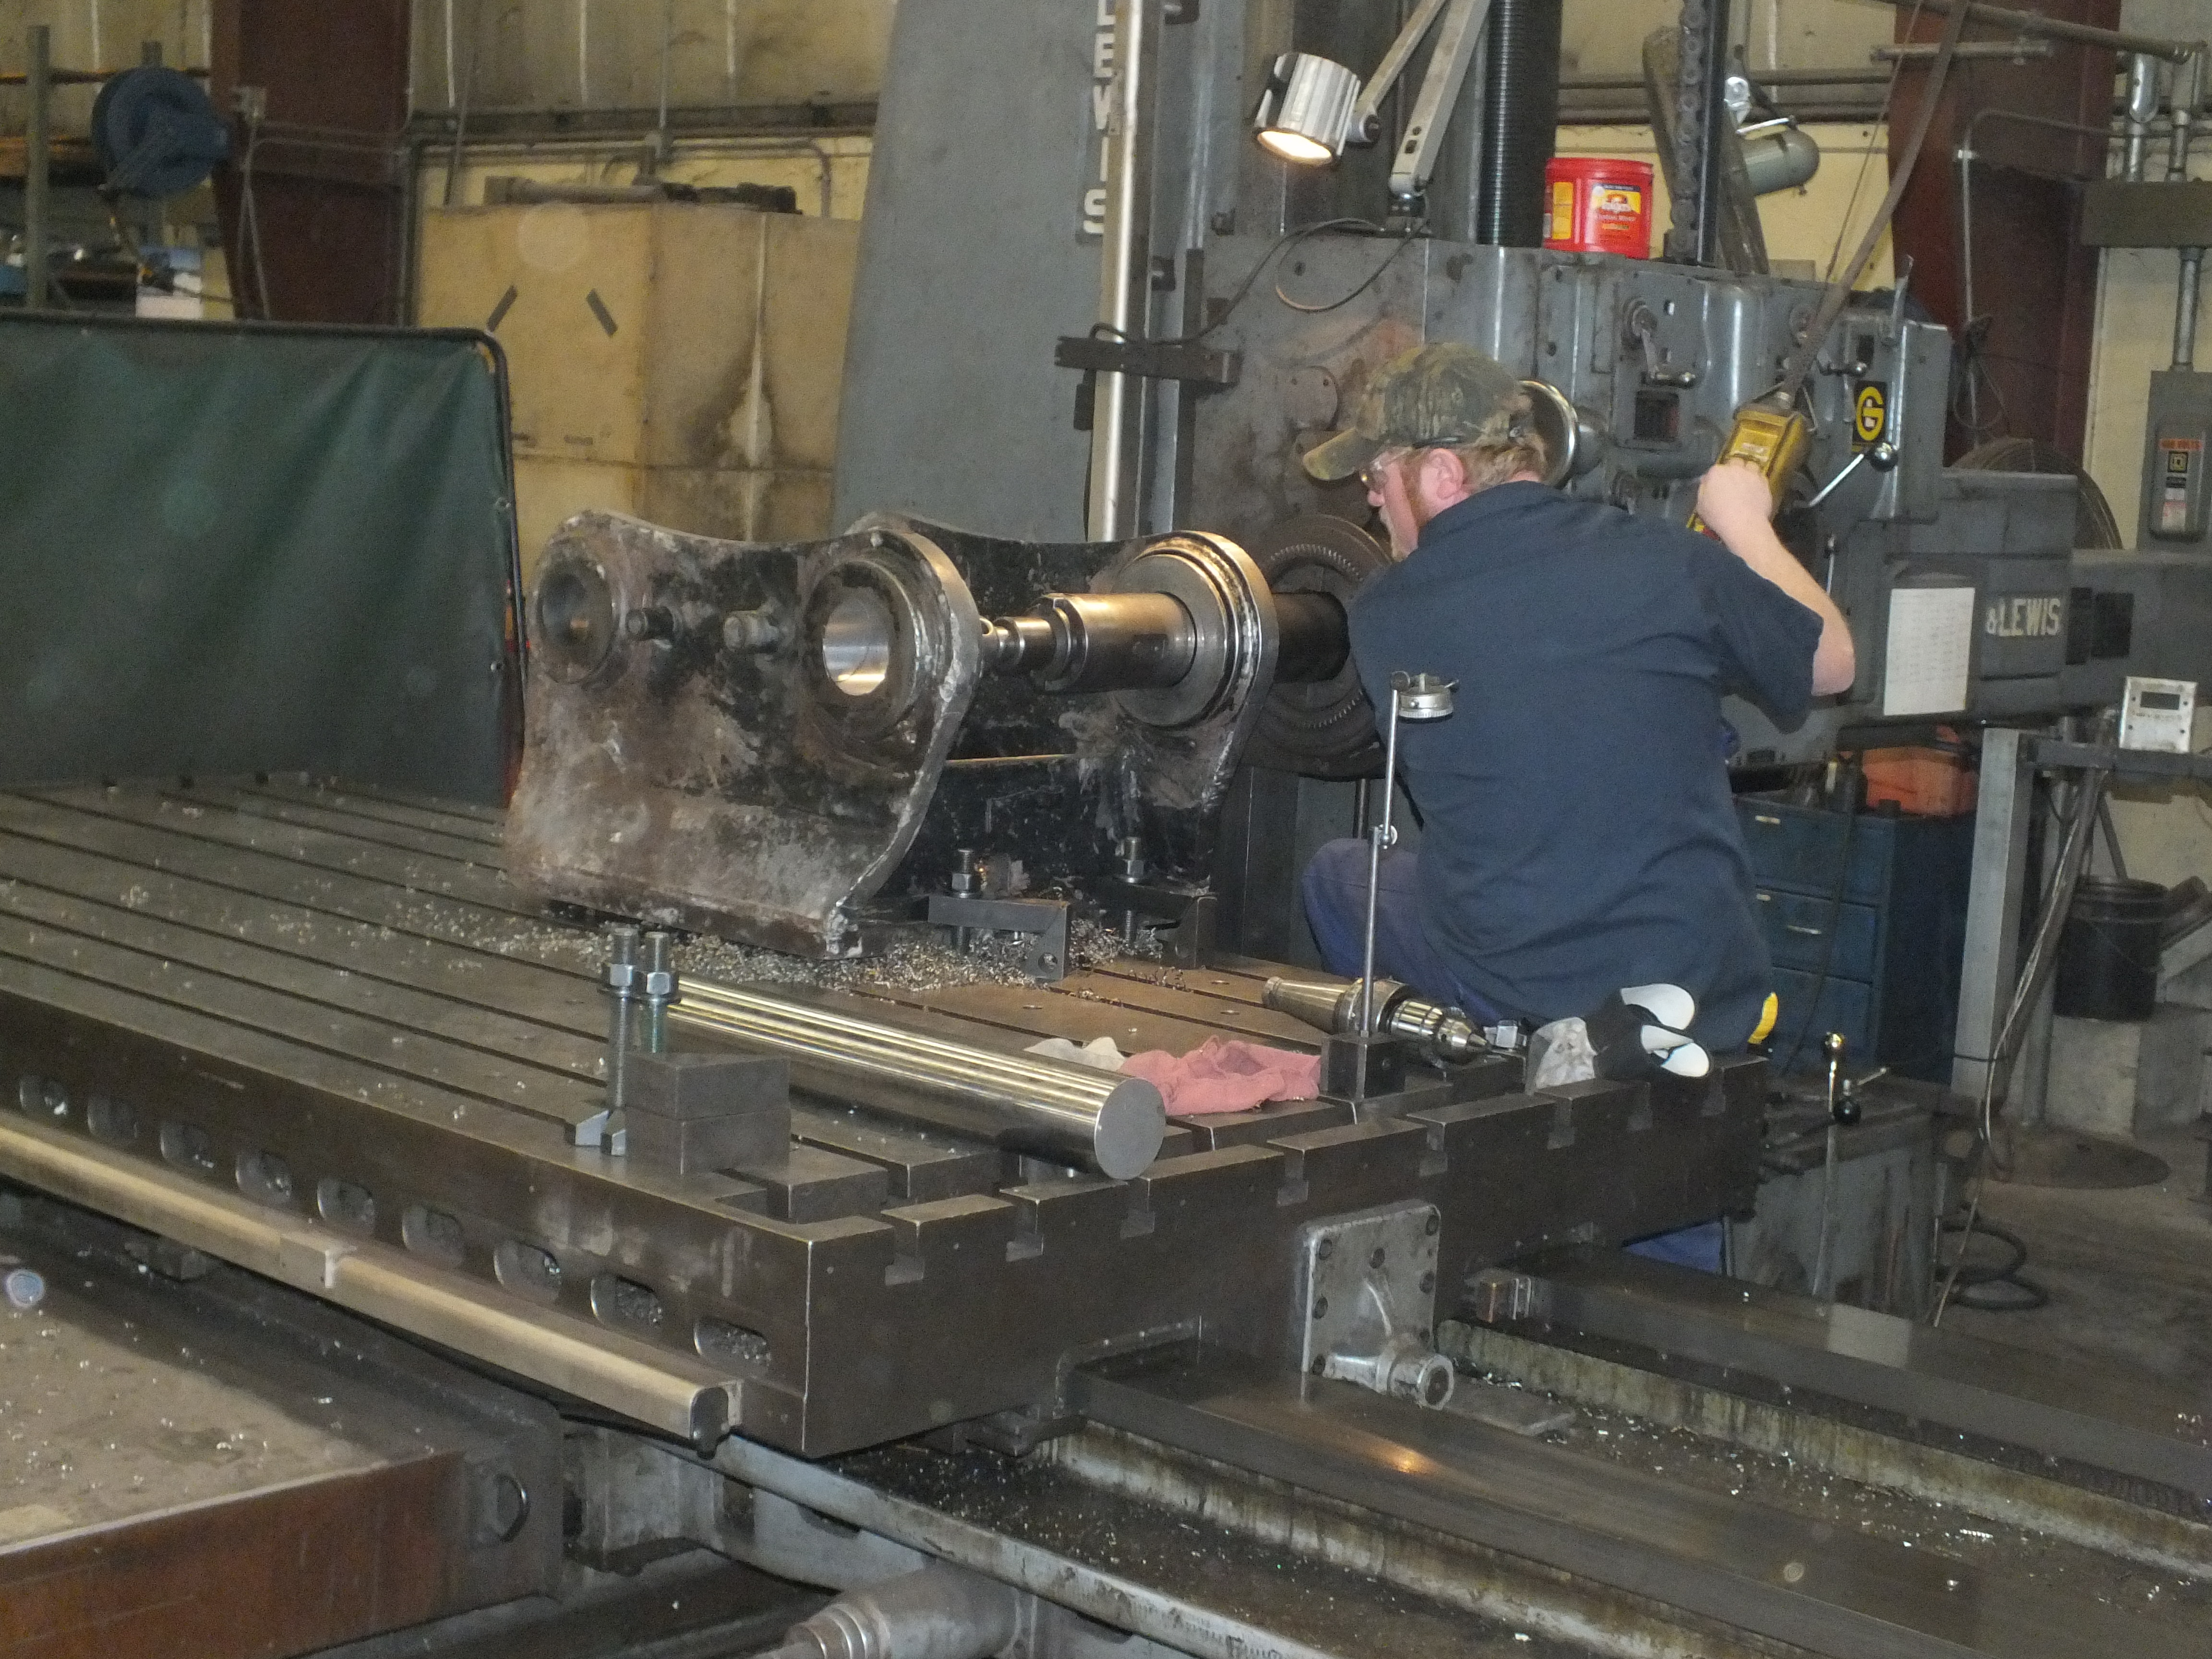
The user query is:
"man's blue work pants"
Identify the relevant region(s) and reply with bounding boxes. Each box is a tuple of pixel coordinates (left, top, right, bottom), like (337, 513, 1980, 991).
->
(1298, 836, 1725, 1276)
(1299, 838, 1495, 1016)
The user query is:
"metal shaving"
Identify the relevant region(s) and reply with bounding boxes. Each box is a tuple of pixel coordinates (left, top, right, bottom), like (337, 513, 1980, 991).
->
(468, 909, 1164, 993)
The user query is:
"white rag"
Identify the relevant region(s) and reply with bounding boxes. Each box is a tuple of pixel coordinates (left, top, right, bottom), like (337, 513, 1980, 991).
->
(1024, 1035, 1129, 1072)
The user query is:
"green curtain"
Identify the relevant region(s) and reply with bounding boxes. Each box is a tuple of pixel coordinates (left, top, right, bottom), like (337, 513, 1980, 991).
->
(0, 315, 520, 803)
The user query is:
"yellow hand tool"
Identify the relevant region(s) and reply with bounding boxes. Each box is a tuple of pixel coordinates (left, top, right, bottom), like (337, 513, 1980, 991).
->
(1686, 393, 1812, 534)
(1687, 0, 1971, 533)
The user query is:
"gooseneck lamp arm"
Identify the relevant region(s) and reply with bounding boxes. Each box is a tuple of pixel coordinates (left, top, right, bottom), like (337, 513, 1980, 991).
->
(1252, 0, 1492, 212)
(1347, 0, 1455, 143)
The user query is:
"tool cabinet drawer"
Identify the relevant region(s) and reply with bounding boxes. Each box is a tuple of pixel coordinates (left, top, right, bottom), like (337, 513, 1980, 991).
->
(1737, 800, 1891, 903)
(1754, 888, 1881, 978)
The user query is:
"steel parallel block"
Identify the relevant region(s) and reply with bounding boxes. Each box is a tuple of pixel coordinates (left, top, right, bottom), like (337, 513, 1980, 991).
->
(1318, 1030, 1410, 1099)
(627, 1050, 790, 1119)
(625, 1051, 792, 1175)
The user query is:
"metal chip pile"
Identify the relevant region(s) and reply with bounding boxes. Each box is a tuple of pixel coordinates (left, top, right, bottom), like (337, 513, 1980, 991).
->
(473, 909, 1162, 992)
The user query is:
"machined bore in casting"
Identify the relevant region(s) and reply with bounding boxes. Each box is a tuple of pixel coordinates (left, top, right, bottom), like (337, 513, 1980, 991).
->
(819, 588, 898, 697)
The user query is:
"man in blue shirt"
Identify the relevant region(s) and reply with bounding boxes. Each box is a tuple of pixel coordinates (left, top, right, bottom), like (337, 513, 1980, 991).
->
(1299, 342, 1856, 1064)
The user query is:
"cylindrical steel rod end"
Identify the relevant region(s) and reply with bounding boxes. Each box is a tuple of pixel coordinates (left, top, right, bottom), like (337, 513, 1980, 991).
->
(1095, 1078, 1168, 1180)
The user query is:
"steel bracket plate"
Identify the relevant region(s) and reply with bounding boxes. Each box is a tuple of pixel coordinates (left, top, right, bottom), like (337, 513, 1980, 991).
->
(1294, 1200, 1448, 1405)
(1054, 334, 1241, 390)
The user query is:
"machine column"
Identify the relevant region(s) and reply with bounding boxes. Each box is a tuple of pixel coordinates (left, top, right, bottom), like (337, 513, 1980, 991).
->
(1950, 727, 2035, 1099)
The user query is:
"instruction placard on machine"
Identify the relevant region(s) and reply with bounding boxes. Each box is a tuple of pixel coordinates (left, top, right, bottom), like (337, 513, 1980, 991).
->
(1882, 587, 1976, 717)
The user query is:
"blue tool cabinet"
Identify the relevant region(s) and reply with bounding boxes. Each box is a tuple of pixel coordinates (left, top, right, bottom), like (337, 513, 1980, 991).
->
(1734, 796, 1975, 1081)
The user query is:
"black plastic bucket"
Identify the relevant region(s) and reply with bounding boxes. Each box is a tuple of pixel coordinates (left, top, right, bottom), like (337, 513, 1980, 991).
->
(2053, 877, 2166, 1022)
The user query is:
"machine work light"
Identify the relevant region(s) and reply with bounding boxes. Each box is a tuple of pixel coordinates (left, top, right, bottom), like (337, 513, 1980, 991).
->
(1248, 0, 1491, 212)
(1252, 52, 1362, 165)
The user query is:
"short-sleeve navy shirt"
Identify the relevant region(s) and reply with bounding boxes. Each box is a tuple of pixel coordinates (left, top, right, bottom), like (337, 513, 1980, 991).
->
(1347, 481, 1824, 1049)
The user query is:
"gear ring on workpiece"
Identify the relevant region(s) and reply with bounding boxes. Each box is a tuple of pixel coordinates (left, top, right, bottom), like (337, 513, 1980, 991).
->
(1242, 514, 1388, 779)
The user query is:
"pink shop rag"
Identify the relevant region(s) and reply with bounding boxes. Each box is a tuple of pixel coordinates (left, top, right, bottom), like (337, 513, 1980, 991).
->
(1119, 1035, 1322, 1117)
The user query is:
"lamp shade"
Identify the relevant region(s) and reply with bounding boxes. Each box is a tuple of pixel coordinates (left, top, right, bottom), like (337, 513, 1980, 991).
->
(1253, 52, 1361, 166)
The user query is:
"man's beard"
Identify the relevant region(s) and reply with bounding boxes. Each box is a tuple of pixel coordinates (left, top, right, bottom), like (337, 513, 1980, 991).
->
(1379, 457, 1440, 559)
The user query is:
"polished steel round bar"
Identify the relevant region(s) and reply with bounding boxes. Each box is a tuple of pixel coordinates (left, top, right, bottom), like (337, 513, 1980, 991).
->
(672, 981, 1166, 1179)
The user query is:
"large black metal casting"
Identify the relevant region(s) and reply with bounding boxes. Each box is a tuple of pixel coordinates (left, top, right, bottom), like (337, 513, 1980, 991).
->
(507, 512, 1288, 956)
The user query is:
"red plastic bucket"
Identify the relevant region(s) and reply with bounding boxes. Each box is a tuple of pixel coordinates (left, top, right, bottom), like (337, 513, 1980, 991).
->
(1543, 157, 1655, 259)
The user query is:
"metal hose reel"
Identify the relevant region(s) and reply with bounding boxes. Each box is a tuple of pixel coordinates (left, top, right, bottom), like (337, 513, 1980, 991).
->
(91, 67, 230, 198)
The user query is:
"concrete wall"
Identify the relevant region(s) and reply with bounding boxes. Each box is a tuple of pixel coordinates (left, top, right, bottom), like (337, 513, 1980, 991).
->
(1562, 0, 1896, 76)
(2076, 2, 2212, 893)
(408, 0, 890, 115)
(2083, 0, 2208, 549)
(419, 200, 859, 577)
(1557, 120, 1895, 282)
(0, 0, 211, 135)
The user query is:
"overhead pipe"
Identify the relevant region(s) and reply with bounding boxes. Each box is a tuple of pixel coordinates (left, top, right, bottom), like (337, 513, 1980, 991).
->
(2170, 50, 2205, 373)
(1863, 0, 2202, 64)
(2122, 53, 2160, 182)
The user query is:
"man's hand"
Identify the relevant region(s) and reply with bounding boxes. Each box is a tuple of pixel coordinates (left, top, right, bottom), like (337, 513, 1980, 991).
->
(1695, 458, 1857, 696)
(1695, 458, 1775, 538)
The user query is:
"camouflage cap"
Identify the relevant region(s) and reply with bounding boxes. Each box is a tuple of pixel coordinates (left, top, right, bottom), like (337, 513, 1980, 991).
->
(1301, 342, 1523, 482)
